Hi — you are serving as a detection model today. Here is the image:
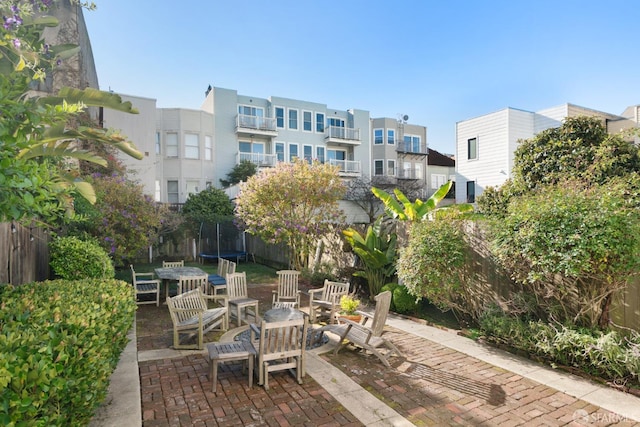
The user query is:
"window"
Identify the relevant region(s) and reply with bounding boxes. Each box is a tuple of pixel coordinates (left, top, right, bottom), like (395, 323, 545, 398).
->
(167, 180, 179, 203)
(154, 180, 161, 202)
(374, 160, 384, 176)
(316, 146, 325, 163)
(185, 133, 199, 159)
(404, 135, 421, 153)
(303, 111, 312, 132)
(387, 129, 395, 145)
(432, 173, 447, 189)
(275, 142, 285, 162)
(205, 136, 212, 161)
(403, 161, 412, 179)
(415, 163, 423, 179)
(316, 113, 325, 132)
(155, 132, 161, 154)
(468, 137, 477, 160)
(327, 149, 346, 161)
(374, 128, 383, 145)
(239, 141, 264, 163)
(275, 107, 285, 128)
(288, 109, 298, 130)
(328, 117, 345, 127)
(387, 160, 396, 176)
(289, 143, 299, 161)
(303, 144, 313, 163)
(238, 105, 263, 117)
(166, 132, 178, 157)
(467, 180, 476, 203)
(186, 180, 199, 196)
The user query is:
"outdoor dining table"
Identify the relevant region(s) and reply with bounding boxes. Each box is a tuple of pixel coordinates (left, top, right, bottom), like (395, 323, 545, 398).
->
(154, 266, 208, 300)
(263, 307, 305, 323)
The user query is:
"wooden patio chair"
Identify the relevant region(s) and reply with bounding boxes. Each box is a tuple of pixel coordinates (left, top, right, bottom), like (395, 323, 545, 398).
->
(272, 270, 301, 309)
(177, 275, 209, 295)
(249, 316, 308, 390)
(318, 290, 403, 367)
(162, 260, 184, 268)
(226, 272, 259, 327)
(130, 264, 160, 306)
(167, 288, 228, 350)
(308, 279, 350, 324)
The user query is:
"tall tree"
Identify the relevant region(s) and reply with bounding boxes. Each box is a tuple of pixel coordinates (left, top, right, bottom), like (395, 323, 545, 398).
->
(235, 160, 346, 270)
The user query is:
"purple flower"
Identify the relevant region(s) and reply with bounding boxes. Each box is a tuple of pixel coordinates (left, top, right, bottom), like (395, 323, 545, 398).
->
(12, 38, 20, 49)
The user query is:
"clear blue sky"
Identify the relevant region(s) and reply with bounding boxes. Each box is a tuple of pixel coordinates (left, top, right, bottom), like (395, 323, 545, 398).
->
(84, 0, 638, 154)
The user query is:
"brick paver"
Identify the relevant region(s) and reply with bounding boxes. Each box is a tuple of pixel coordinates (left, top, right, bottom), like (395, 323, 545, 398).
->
(137, 283, 640, 426)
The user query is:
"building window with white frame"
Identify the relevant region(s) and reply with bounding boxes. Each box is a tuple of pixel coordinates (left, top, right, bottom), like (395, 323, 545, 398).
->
(167, 180, 179, 203)
(387, 129, 395, 145)
(316, 146, 325, 163)
(155, 132, 161, 154)
(374, 160, 384, 176)
(387, 160, 396, 176)
(275, 107, 284, 128)
(185, 133, 199, 159)
(374, 128, 383, 144)
(303, 111, 312, 132)
(289, 143, 299, 161)
(316, 112, 325, 132)
(204, 136, 212, 161)
(275, 142, 285, 162)
(166, 132, 178, 158)
(415, 163, 423, 179)
(186, 180, 199, 196)
(404, 135, 421, 153)
(303, 144, 313, 163)
(288, 109, 298, 130)
(154, 180, 161, 202)
(431, 173, 447, 189)
(468, 137, 478, 160)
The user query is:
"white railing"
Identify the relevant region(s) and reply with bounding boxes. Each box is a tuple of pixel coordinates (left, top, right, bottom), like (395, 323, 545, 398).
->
(237, 152, 277, 167)
(325, 126, 360, 141)
(236, 114, 277, 132)
(396, 142, 428, 154)
(328, 159, 361, 175)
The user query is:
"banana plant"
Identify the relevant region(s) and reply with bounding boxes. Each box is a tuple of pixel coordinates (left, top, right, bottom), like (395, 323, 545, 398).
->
(343, 217, 397, 299)
(372, 181, 473, 222)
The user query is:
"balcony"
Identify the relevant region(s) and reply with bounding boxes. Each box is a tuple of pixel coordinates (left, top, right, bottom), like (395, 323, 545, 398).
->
(235, 114, 278, 137)
(237, 152, 277, 167)
(397, 168, 423, 180)
(396, 142, 428, 155)
(325, 126, 361, 146)
(328, 159, 361, 177)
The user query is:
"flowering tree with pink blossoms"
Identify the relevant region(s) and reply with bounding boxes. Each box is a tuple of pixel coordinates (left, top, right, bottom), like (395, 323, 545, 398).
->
(235, 159, 347, 270)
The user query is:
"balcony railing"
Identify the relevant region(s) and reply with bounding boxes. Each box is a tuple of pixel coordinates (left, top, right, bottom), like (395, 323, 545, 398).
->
(396, 142, 428, 155)
(328, 159, 361, 176)
(397, 168, 423, 180)
(237, 152, 277, 167)
(325, 126, 360, 145)
(235, 114, 277, 136)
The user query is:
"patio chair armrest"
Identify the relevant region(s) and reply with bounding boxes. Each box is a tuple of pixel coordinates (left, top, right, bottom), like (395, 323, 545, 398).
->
(308, 288, 322, 299)
(136, 272, 155, 278)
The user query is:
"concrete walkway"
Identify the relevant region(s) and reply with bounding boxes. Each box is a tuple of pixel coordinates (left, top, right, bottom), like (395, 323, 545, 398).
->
(92, 313, 640, 426)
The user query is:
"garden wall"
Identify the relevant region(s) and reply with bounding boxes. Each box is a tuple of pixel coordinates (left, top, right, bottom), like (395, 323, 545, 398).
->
(463, 221, 640, 332)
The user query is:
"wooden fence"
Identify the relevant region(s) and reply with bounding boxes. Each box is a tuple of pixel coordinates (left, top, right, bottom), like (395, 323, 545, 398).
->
(0, 222, 50, 285)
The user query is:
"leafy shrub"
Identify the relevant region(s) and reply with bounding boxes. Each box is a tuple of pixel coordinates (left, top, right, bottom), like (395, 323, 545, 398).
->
(50, 236, 115, 280)
(393, 285, 418, 314)
(478, 309, 640, 386)
(0, 279, 136, 426)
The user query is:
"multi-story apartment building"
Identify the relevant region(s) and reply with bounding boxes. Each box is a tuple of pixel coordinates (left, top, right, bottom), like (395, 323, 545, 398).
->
(106, 87, 371, 204)
(455, 103, 640, 204)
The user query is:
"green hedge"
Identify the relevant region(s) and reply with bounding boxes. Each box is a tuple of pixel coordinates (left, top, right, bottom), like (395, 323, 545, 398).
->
(0, 279, 136, 426)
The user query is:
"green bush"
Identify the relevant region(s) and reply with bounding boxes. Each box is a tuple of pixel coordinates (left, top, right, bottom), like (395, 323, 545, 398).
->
(393, 285, 418, 314)
(0, 279, 136, 426)
(50, 236, 115, 280)
(478, 309, 640, 386)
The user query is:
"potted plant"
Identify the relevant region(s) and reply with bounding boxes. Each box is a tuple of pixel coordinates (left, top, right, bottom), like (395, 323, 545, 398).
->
(338, 294, 362, 323)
